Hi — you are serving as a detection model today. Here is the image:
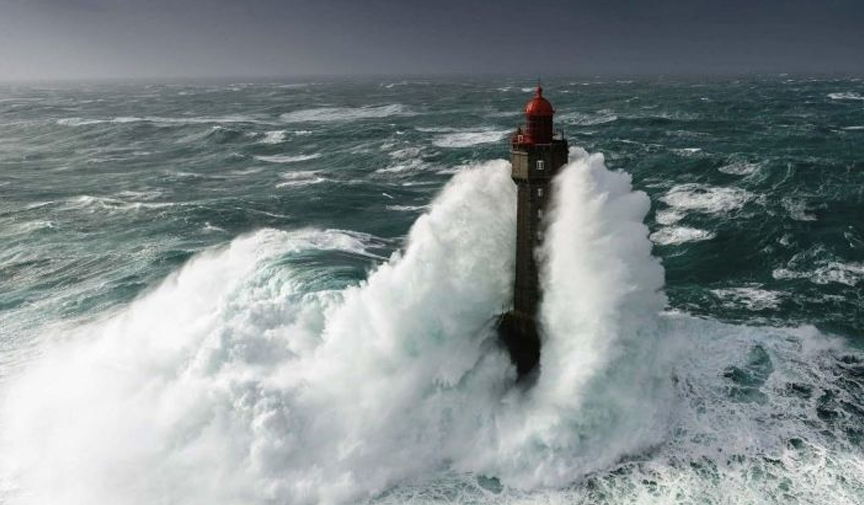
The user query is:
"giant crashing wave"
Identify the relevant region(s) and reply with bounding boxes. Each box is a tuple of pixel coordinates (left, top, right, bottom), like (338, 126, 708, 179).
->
(1, 149, 862, 505)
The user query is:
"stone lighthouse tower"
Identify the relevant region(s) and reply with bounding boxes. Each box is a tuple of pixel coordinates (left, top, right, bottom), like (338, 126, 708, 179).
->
(498, 85, 569, 378)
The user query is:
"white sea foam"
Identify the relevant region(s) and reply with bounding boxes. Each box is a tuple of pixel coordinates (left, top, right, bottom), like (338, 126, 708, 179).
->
(718, 160, 761, 175)
(658, 183, 754, 224)
(56, 117, 105, 126)
(827, 92, 864, 101)
(711, 286, 784, 311)
(376, 145, 430, 174)
(0, 220, 56, 238)
(386, 204, 429, 212)
(279, 104, 408, 123)
(773, 262, 864, 287)
(376, 159, 427, 174)
(63, 195, 175, 213)
(415, 126, 463, 133)
(202, 222, 227, 233)
(57, 116, 274, 127)
(2, 152, 863, 505)
(254, 154, 321, 163)
(115, 190, 163, 201)
(275, 171, 327, 188)
(432, 129, 509, 148)
(650, 226, 716, 245)
(381, 81, 416, 88)
(260, 130, 287, 144)
(781, 197, 818, 222)
(558, 109, 619, 126)
(385, 146, 422, 159)
(672, 147, 703, 157)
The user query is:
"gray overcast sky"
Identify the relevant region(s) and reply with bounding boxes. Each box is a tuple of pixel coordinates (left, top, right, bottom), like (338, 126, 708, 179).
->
(1, 0, 862, 81)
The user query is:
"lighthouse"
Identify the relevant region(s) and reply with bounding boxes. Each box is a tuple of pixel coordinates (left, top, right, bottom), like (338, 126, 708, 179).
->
(498, 85, 569, 378)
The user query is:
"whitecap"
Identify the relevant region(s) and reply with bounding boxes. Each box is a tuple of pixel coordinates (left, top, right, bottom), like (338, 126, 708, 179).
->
(275, 170, 326, 187)
(718, 160, 761, 175)
(63, 195, 175, 213)
(115, 190, 163, 201)
(57, 115, 275, 127)
(202, 222, 227, 233)
(230, 167, 265, 176)
(432, 129, 509, 148)
(279, 104, 408, 123)
(55, 118, 101, 126)
(827, 92, 864, 101)
(381, 81, 410, 88)
(4, 220, 56, 236)
(376, 159, 429, 174)
(658, 183, 754, 224)
(415, 126, 463, 133)
(558, 110, 618, 126)
(650, 226, 716, 245)
(773, 262, 864, 286)
(159, 115, 273, 125)
(386, 204, 429, 212)
(710, 286, 784, 310)
(781, 197, 818, 222)
(655, 208, 685, 225)
(260, 130, 287, 144)
(672, 147, 704, 157)
(387, 146, 423, 159)
(254, 154, 321, 163)
(376, 145, 430, 174)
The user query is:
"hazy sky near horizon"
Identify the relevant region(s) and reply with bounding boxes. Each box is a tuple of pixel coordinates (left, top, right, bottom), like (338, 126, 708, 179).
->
(1, 0, 862, 81)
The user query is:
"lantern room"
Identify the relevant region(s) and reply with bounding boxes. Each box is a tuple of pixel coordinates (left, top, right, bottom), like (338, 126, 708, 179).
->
(513, 85, 555, 145)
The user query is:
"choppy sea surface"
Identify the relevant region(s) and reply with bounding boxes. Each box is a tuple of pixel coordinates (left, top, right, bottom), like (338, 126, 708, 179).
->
(0, 77, 863, 504)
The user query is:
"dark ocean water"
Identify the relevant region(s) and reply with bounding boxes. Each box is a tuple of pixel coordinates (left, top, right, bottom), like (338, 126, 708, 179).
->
(1, 77, 863, 504)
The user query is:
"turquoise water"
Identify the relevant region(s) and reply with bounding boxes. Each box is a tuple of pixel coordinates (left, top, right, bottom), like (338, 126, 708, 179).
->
(0, 77, 863, 504)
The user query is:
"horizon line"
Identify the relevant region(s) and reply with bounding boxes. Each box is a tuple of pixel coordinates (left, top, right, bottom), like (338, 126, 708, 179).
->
(1, 70, 862, 86)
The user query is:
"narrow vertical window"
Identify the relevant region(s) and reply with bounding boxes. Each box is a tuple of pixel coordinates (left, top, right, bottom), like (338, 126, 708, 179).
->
(537, 187, 544, 197)
(536, 160, 545, 171)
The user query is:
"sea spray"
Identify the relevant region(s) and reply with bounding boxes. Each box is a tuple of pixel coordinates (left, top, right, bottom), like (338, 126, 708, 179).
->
(0, 228, 361, 505)
(539, 148, 666, 401)
(0, 152, 679, 504)
(533, 148, 672, 480)
(0, 161, 519, 505)
(275, 160, 518, 503)
(459, 149, 674, 488)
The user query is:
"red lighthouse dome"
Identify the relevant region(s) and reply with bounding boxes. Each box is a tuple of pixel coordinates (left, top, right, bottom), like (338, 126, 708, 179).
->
(525, 86, 554, 116)
(520, 85, 555, 144)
